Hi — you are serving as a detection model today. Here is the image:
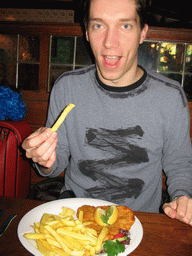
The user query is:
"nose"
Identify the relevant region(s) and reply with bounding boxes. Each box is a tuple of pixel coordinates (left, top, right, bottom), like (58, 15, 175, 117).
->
(103, 27, 119, 49)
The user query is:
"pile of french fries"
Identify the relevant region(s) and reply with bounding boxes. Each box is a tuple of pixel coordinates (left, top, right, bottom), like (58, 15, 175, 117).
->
(24, 206, 108, 256)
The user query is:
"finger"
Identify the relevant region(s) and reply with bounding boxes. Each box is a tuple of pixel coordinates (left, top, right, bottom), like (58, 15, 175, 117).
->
(25, 133, 57, 161)
(176, 196, 189, 220)
(163, 202, 177, 219)
(184, 201, 192, 225)
(32, 138, 57, 165)
(23, 128, 54, 150)
(34, 134, 57, 157)
(22, 127, 46, 149)
(39, 151, 57, 169)
(32, 135, 57, 162)
(177, 198, 192, 225)
(35, 137, 57, 162)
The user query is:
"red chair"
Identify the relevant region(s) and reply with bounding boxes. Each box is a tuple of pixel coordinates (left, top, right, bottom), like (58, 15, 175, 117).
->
(0, 121, 32, 198)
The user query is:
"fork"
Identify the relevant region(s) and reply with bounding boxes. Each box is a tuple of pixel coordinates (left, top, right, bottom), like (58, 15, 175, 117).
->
(0, 213, 17, 237)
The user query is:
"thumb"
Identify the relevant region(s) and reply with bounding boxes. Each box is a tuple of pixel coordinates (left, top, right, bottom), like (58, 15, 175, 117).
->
(163, 201, 177, 219)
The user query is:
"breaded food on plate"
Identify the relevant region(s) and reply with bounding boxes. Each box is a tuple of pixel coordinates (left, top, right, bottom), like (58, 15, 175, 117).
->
(77, 205, 135, 241)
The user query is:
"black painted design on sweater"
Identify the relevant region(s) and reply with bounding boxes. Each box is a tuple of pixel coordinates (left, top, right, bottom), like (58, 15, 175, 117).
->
(78, 126, 148, 202)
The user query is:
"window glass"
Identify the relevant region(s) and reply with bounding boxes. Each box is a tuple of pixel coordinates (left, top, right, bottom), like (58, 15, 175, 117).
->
(183, 74, 192, 101)
(158, 43, 184, 72)
(160, 73, 182, 84)
(138, 41, 159, 70)
(185, 44, 192, 73)
(49, 65, 73, 90)
(19, 35, 40, 63)
(18, 63, 39, 90)
(0, 34, 17, 86)
(51, 36, 74, 64)
(18, 35, 40, 90)
(76, 37, 93, 66)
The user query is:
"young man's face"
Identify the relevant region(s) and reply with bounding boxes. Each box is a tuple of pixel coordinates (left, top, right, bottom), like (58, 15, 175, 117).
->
(86, 0, 148, 87)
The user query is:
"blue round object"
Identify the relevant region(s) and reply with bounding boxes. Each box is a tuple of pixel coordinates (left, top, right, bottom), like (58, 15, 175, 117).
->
(0, 85, 27, 121)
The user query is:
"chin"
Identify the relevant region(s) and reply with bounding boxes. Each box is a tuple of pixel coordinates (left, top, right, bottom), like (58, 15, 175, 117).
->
(96, 59, 125, 84)
(99, 69, 124, 83)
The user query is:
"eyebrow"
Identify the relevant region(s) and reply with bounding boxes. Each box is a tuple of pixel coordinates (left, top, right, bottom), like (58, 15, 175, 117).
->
(89, 17, 138, 23)
(119, 18, 138, 23)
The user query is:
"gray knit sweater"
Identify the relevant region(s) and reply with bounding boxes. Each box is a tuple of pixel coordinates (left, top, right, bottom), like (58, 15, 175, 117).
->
(38, 65, 192, 213)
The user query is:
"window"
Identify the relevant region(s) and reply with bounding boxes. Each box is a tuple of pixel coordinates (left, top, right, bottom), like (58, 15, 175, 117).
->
(0, 34, 40, 90)
(138, 41, 192, 99)
(49, 36, 93, 90)
(0, 34, 17, 87)
(18, 35, 40, 90)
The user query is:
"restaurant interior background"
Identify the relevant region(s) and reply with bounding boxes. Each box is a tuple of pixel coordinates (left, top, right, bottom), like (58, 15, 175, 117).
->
(0, 0, 192, 190)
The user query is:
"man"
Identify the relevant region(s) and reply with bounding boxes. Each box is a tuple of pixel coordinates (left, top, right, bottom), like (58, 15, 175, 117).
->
(22, 0, 192, 225)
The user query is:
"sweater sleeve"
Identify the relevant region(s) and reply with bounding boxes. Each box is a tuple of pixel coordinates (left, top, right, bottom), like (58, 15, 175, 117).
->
(162, 88, 192, 201)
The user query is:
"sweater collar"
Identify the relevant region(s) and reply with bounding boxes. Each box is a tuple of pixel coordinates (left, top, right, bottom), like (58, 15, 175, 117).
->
(95, 66, 147, 93)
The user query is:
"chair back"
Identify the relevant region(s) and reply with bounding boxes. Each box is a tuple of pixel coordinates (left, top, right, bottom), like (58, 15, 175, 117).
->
(0, 121, 32, 198)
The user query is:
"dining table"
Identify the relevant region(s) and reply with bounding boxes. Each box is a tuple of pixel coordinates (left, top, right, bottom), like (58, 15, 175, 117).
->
(0, 195, 191, 256)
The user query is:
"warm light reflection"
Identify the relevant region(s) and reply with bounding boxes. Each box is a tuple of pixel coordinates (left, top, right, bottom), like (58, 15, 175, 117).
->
(161, 43, 176, 56)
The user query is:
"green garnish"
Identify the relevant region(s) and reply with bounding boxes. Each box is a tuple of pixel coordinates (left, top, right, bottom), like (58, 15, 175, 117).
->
(100, 214, 109, 225)
(100, 206, 113, 225)
(103, 236, 127, 256)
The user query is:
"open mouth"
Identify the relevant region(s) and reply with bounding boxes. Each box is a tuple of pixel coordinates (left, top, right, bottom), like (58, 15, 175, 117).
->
(103, 55, 122, 67)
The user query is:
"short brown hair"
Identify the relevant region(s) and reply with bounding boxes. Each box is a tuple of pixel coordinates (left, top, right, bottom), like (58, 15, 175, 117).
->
(83, 0, 147, 30)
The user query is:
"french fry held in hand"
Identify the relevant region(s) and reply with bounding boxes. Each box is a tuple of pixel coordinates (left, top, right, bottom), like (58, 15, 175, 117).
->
(24, 206, 108, 256)
(51, 103, 75, 132)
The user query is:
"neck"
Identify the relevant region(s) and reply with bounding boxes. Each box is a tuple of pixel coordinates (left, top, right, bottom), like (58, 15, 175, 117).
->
(97, 64, 144, 88)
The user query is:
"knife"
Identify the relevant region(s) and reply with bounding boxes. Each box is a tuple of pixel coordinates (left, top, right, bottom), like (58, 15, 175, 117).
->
(0, 214, 17, 237)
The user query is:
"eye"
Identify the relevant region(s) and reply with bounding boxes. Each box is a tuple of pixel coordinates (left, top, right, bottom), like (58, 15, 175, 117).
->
(93, 24, 103, 30)
(122, 24, 131, 30)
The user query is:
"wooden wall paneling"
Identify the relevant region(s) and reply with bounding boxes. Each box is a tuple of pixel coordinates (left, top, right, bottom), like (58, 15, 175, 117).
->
(147, 27, 192, 43)
(0, 22, 83, 36)
(39, 33, 51, 92)
(23, 100, 48, 127)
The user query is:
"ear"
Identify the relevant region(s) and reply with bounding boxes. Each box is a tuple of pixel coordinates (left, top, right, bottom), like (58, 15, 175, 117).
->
(139, 24, 148, 44)
(86, 29, 90, 42)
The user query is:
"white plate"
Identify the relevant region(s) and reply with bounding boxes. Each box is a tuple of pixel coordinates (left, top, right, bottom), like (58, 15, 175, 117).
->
(17, 198, 143, 256)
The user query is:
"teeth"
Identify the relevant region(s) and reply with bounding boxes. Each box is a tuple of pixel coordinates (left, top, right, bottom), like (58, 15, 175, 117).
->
(105, 56, 118, 59)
